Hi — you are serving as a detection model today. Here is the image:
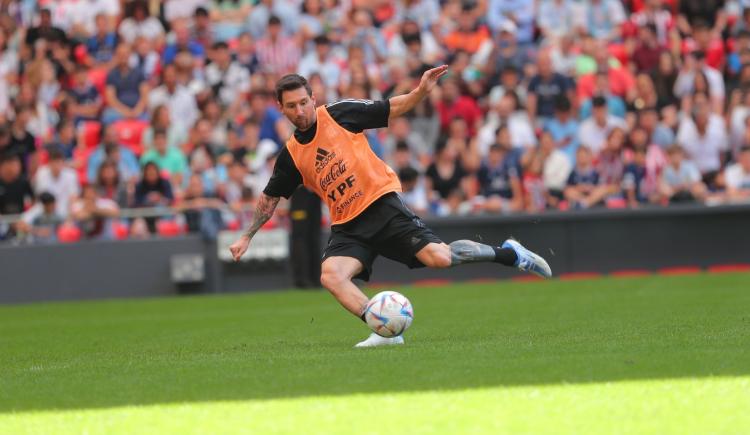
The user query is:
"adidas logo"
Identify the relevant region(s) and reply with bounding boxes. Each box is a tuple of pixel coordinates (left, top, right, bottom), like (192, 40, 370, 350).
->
(314, 147, 336, 173)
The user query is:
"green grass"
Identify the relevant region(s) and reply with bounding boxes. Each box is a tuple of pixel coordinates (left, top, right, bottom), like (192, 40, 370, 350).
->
(0, 273, 749, 434)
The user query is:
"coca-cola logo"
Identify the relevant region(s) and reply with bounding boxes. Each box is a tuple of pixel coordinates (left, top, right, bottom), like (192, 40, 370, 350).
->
(320, 160, 347, 191)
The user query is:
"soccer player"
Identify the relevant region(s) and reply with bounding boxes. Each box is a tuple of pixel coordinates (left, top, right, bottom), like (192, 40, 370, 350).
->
(229, 66, 551, 347)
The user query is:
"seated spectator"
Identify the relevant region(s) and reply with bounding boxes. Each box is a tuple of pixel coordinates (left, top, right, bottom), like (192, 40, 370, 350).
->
(191, 7, 215, 48)
(659, 145, 708, 203)
(162, 19, 206, 65)
(631, 24, 664, 74)
(33, 147, 79, 218)
(255, 16, 301, 75)
(477, 144, 523, 213)
(67, 66, 103, 125)
(210, 0, 252, 42)
(527, 51, 575, 124)
(16, 192, 63, 244)
(544, 96, 580, 164)
(86, 13, 118, 66)
(205, 41, 251, 111)
(674, 51, 725, 114)
(142, 105, 188, 152)
(238, 119, 278, 172)
(578, 0, 626, 41)
(87, 125, 141, 183)
(398, 166, 429, 216)
(50, 121, 78, 160)
(521, 130, 572, 211)
(387, 19, 443, 65)
(487, 66, 527, 108)
(425, 140, 474, 215)
(477, 92, 536, 155)
(564, 146, 610, 208)
(118, 0, 165, 46)
(140, 129, 189, 186)
(174, 174, 225, 239)
(134, 162, 174, 208)
(70, 184, 120, 240)
(148, 64, 199, 131)
(131, 36, 161, 82)
(443, 4, 490, 55)
(383, 117, 429, 165)
(724, 146, 750, 202)
(579, 96, 627, 155)
(435, 78, 482, 136)
(249, 90, 290, 149)
(579, 71, 627, 119)
(387, 141, 423, 174)
(622, 147, 650, 207)
(0, 153, 34, 215)
(637, 106, 675, 149)
(298, 35, 341, 90)
(488, 0, 535, 44)
(102, 43, 149, 125)
(8, 104, 37, 176)
(95, 160, 130, 208)
(676, 95, 728, 187)
(596, 127, 626, 194)
(235, 32, 260, 75)
(536, 0, 581, 41)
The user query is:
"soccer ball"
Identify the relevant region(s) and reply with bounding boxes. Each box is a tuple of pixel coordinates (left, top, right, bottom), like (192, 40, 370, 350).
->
(364, 291, 414, 337)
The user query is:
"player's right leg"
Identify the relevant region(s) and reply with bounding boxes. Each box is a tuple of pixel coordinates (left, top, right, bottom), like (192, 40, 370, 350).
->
(320, 256, 404, 348)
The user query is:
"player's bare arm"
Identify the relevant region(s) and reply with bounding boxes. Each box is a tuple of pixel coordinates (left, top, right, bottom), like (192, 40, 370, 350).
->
(388, 65, 449, 119)
(229, 193, 281, 261)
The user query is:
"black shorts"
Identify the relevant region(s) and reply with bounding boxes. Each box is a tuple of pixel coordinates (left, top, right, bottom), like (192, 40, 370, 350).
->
(322, 192, 443, 281)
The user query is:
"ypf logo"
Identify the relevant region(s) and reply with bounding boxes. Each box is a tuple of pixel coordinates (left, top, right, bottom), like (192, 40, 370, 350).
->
(314, 147, 336, 173)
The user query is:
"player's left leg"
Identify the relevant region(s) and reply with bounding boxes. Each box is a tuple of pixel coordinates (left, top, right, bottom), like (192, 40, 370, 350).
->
(415, 239, 552, 278)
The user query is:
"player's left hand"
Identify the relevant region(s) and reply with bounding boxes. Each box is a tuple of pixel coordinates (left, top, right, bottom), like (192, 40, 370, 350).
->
(418, 65, 449, 95)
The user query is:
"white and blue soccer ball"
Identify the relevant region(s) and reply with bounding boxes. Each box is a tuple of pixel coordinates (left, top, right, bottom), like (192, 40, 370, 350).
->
(364, 291, 414, 337)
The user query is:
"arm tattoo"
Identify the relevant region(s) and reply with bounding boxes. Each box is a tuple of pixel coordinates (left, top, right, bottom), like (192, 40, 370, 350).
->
(243, 194, 280, 239)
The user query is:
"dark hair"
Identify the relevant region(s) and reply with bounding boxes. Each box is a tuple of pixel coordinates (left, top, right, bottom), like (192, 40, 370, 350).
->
(398, 166, 419, 183)
(268, 15, 282, 26)
(38, 191, 56, 204)
(195, 6, 209, 17)
(47, 146, 64, 161)
(275, 74, 312, 103)
(153, 128, 168, 139)
(741, 145, 750, 154)
(554, 95, 571, 112)
(592, 95, 607, 108)
(97, 159, 120, 187)
(212, 41, 229, 50)
(313, 35, 330, 46)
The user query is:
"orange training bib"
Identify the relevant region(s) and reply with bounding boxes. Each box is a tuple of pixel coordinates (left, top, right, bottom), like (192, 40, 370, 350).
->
(285, 105, 401, 225)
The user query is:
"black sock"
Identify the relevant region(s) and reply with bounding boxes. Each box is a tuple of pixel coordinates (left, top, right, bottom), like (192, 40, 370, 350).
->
(360, 312, 367, 323)
(492, 247, 518, 266)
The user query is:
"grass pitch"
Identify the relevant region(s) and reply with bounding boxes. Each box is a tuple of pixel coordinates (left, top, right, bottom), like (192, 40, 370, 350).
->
(1, 273, 749, 434)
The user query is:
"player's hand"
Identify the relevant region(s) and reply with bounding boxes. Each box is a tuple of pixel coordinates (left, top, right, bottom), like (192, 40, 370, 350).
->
(418, 65, 449, 95)
(229, 235, 251, 262)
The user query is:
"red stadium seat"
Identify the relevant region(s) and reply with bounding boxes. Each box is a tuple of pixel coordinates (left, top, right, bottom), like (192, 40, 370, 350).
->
(226, 219, 241, 231)
(73, 146, 96, 185)
(87, 67, 108, 98)
(112, 222, 130, 240)
(57, 224, 82, 243)
(156, 219, 182, 238)
(111, 119, 148, 156)
(79, 121, 102, 149)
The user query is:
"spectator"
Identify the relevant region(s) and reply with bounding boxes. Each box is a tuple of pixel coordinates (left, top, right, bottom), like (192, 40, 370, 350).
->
(134, 162, 174, 208)
(140, 129, 189, 186)
(8, 105, 37, 176)
(103, 43, 149, 125)
(676, 96, 728, 187)
(143, 105, 188, 153)
(86, 13, 118, 66)
(487, 0, 535, 44)
(527, 51, 575, 123)
(487, 66, 527, 108)
(477, 143, 523, 213)
(87, 125, 141, 183)
(579, 96, 627, 155)
(651, 52, 679, 110)
(521, 130, 572, 210)
(387, 19, 443, 65)
(249, 91, 290, 150)
(67, 66, 103, 125)
(148, 64, 200, 131)
(477, 21, 531, 81)
(16, 192, 63, 244)
(659, 145, 708, 203)
(174, 173, 225, 239)
(637, 106, 675, 149)
(724, 146, 750, 201)
(579, 70, 627, 119)
(162, 20, 206, 65)
(235, 32, 260, 75)
(578, 0, 626, 41)
(210, 0, 253, 42)
(95, 160, 130, 208)
(596, 127, 626, 195)
(622, 147, 650, 207)
(435, 78, 482, 136)
(256, 16, 301, 75)
(536, 0, 581, 41)
(130, 36, 160, 82)
(631, 24, 664, 74)
(544, 96, 580, 164)
(631, 0, 674, 46)
(443, 4, 490, 55)
(205, 41, 251, 110)
(425, 139, 473, 215)
(70, 183, 120, 240)
(298, 35, 341, 89)
(33, 147, 79, 218)
(49, 121, 77, 160)
(477, 93, 536, 155)
(383, 117, 429, 164)
(398, 166, 429, 216)
(564, 146, 609, 208)
(0, 153, 34, 215)
(24, 9, 66, 48)
(674, 51, 725, 113)
(118, 0, 164, 45)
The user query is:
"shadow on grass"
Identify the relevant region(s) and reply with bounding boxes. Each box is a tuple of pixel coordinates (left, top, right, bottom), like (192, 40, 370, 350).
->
(0, 273, 749, 413)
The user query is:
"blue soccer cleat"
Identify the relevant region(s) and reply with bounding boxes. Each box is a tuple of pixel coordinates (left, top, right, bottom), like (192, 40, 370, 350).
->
(502, 239, 552, 279)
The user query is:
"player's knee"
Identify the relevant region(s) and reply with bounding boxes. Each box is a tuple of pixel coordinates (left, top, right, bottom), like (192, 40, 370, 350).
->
(320, 266, 347, 291)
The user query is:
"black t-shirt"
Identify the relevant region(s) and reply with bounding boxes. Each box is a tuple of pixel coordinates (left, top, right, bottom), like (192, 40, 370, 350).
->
(0, 177, 34, 214)
(426, 159, 467, 199)
(6, 131, 36, 175)
(263, 99, 391, 199)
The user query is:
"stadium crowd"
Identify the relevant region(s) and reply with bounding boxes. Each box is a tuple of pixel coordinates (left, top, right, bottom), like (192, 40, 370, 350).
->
(2, 0, 750, 244)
